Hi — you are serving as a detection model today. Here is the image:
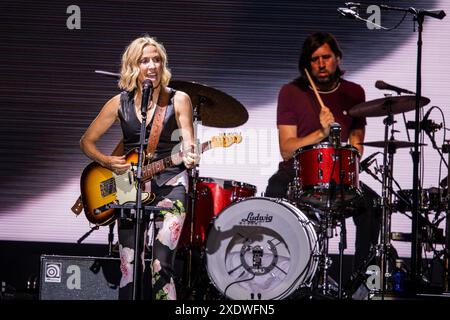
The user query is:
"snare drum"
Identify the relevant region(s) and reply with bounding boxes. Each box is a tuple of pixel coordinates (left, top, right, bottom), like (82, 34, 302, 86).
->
(205, 197, 318, 300)
(294, 142, 360, 209)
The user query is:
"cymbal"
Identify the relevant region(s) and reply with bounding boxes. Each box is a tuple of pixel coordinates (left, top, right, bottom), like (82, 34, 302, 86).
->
(360, 140, 427, 149)
(348, 95, 430, 117)
(169, 80, 248, 128)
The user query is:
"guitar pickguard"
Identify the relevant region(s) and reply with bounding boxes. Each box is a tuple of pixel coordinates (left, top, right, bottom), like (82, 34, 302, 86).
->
(113, 168, 151, 205)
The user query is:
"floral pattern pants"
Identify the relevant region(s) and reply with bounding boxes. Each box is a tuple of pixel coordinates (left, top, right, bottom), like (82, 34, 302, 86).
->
(117, 184, 186, 300)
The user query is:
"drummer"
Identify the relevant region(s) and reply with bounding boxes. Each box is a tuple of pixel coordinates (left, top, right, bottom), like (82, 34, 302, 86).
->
(265, 32, 380, 272)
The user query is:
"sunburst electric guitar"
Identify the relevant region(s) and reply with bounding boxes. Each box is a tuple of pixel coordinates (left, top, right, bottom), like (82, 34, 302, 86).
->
(80, 134, 242, 226)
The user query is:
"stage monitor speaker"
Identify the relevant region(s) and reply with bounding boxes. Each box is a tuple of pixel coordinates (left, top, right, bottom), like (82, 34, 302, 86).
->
(39, 255, 121, 300)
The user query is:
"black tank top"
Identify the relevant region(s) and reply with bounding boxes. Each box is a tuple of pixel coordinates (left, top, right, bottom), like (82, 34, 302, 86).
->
(118, 88, 185, 186)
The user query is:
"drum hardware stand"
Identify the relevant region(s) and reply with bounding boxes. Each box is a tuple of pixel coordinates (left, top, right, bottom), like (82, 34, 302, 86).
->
(316, 208, 334, 296)
(414, 114, 449, 292)
(314, 204, 349, 299)
(338, 215, 347, 299)
(374, 107, 400, 298)
(346, 3, 446, 294)
(317, 177, 345, 297)
(330, 126, 347, 299)
(182, 163, 200, 297)
(181, 100, 202, 298)
(442, 140, 450, 292)
(315, 126, 349, 299)
(408, 112, 449, 291)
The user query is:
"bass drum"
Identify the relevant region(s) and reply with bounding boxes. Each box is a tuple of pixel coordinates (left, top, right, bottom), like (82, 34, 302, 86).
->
(205, 197, 318, 300)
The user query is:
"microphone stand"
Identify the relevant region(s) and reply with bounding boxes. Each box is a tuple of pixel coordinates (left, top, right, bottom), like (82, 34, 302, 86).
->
(376, 4, 446, 294)
(184, 103, 201, 298)
(107, 221, 116, 257)
(131, 85, 153, 300)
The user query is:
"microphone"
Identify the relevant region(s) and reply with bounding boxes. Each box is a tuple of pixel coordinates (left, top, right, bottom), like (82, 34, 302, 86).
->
(422, 107, 442, 133)
(140, 79, 153, 115)
(375, 80, 414, 95)
(406, 106, 442, 132)
(330, 122, 341, 131)
(420, 10, 446, 20)
(360, 151, 381, 172)
(337, 7, 359, 19)
(345, 2, 361, 7)
(329, 122, 341, 146)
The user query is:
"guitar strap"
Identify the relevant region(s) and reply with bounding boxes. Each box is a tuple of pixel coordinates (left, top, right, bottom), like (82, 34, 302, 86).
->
(146, 89, 170, 160)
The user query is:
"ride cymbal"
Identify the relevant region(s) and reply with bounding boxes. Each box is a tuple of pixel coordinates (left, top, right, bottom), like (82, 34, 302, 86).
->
(348, 95, 430, 117)
(169, 80, 248, 128)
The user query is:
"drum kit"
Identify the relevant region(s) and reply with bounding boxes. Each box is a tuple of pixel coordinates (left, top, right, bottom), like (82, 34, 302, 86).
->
(91, 71, 449, 299)
(170, 80, 450, 300)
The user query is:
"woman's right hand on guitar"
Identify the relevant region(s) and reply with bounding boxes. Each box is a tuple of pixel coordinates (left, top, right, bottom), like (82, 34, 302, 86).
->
(102, 155, 130, 175)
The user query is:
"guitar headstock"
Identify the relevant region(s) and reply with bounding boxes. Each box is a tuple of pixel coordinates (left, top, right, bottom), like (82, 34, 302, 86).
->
(71, 195, 84, 215)
(210, 133, 242, 148)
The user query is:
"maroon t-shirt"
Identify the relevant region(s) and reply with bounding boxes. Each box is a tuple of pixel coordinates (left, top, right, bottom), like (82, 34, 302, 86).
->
(277, 79, 366, 171)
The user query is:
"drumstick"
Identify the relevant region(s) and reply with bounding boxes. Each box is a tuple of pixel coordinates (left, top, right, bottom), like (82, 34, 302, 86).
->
(304, 68, 326, 110)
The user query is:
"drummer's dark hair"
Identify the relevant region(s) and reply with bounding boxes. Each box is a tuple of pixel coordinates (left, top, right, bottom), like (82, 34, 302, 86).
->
(295, 32, 345, 88)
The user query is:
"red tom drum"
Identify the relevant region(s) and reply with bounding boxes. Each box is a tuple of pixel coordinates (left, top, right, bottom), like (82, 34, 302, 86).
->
(180, 177, 257, 247)
(294, 142, 361, 210)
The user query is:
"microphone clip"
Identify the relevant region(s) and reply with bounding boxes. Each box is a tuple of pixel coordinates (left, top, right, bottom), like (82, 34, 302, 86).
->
(406, 120, 442, 133)
(329, 122, 342, 147)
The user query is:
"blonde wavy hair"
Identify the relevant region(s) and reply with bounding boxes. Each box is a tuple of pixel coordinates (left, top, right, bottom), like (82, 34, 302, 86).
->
(118, 36, 172, 92)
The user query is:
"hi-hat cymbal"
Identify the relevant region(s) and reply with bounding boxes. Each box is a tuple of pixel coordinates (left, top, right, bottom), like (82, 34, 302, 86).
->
(348, 95, 430, 117)
(169, 80, 248, 128)
(360, 140, 427, 149)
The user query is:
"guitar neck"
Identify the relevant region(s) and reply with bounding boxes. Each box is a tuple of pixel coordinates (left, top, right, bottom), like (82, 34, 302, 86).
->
(142, 141, 211, 181)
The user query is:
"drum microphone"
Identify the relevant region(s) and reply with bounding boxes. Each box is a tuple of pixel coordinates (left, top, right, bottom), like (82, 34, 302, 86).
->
(360, 151, 381, 172)
(421, 107, 443, 133)
(375, 80, 414, 95)
(406, 106, 443, 133)
(329, 122, 341, 146)
(141, 79, 153, 115)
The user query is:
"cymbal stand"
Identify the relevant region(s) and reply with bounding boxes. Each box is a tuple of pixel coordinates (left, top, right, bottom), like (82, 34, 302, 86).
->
(377, 107, 398, 297)
(184, 164, 198, 291)
(183, 100, 202, 295)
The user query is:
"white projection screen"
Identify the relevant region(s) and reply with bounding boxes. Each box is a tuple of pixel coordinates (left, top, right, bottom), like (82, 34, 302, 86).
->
(0, 0, 449, 260)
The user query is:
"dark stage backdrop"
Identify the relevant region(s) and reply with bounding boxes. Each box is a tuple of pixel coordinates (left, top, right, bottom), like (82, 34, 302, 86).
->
(0, 0, 448, 258)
